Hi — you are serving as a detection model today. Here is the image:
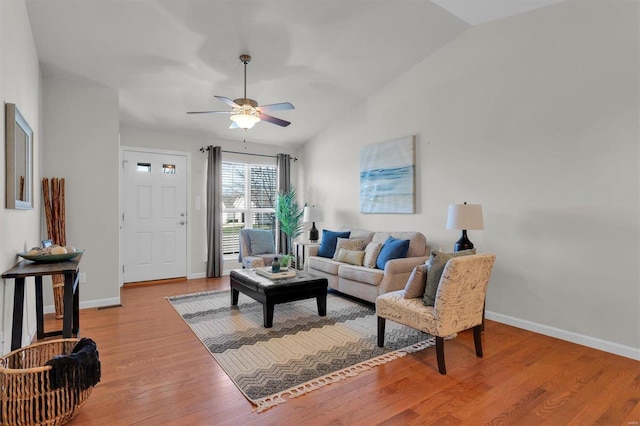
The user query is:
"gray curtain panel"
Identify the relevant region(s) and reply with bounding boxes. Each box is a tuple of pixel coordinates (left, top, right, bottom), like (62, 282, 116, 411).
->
(206, 145, 223, 277)
(276, 153, 291, 254)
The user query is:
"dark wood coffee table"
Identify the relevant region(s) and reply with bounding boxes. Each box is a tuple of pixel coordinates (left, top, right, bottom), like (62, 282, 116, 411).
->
(229, 269, 328, 327)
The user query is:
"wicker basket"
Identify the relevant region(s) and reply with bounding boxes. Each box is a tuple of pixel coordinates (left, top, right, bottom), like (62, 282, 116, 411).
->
(0, 339, 94, 426)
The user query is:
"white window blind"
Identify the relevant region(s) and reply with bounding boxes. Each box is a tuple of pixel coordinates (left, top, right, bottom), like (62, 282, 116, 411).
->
(222, 162, 277, 255)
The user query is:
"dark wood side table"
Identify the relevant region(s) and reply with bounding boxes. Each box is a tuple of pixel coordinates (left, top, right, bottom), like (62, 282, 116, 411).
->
(2, 254, 82, 350)
(293, 241, 320, 270)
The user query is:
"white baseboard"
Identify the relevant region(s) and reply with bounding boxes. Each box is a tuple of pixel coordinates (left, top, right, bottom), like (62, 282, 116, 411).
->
(44, 296, 122, 314)
(486, 311, 640, 361)
(189, 271, 231, 279)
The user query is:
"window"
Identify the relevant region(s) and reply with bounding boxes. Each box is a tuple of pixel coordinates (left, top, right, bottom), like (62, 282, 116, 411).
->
(162, 164, 176, 174)
(222, 162, 277, 256)
(137, 162, 151, 173)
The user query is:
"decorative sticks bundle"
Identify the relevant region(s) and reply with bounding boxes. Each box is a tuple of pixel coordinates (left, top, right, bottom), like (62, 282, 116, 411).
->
(42, 177, 66, 318)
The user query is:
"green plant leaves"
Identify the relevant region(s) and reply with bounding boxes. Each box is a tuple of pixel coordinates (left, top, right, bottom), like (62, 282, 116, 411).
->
(276, 187, 304, 252)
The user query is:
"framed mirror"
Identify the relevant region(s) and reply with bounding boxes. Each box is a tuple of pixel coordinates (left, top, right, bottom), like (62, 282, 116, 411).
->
(6, 103, 34, 209)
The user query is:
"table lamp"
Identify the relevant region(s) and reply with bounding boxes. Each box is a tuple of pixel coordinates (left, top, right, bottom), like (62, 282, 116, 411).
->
(303, 206, 324, 242)
(446, 202, 484, 252)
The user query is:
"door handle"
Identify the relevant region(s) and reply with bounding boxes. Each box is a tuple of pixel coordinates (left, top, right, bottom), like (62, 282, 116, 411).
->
(179, 221, 186, 225)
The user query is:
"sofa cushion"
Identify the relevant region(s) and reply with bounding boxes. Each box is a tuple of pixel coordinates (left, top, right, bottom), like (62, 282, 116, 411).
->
(307, 256, 342, 275)
(338, 264, 384, 286)
(422, 249, 476, 306)
(363, 242, 383, 268)
(336, 248, 365, 266)
(372, 232, 427, 258)
(403, 264, 428, 298)
(318, 230, 351, 258)
(344, 229, 375, 245)
(376, 237, 410, 269)
(248, 230, 275, 255)
(332, 238, 365, 260)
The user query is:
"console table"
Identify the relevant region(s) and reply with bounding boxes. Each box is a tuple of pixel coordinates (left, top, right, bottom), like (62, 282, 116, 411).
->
(2, 254, 82, 350)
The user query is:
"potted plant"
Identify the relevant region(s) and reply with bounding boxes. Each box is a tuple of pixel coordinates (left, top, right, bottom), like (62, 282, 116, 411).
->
(276, 187, 304, 259)
(279, 254, 292, 270)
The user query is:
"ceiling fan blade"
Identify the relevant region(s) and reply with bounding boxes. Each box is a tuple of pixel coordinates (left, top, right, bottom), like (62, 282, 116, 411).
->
(258, 112, 291, 127)
(187, 110, 232, 114)
(215, 96, 240, 108)
(256, 102, 295, 112)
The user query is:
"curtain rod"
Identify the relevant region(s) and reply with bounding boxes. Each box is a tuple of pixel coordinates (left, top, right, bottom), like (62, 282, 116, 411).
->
(200, 146, 297, 161)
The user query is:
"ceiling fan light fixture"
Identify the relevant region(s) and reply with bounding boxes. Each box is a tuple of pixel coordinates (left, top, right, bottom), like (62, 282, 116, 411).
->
(230, 112, 260, 129)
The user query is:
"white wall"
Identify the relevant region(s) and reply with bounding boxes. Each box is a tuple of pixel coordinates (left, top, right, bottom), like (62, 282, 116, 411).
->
(299, 0, 640, 359)
(0, 0, 43, 354)
(119, 126, 299, 276)
(42, 75, 120, 310)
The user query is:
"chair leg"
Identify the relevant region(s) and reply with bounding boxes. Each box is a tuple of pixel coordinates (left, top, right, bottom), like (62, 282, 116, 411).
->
(473, 325, 483, 357)
(436, 336, 446, 375)
(377, 317, 386, 347)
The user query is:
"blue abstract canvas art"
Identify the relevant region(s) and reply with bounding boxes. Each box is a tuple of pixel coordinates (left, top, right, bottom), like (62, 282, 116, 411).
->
(360, 135, 416, 214)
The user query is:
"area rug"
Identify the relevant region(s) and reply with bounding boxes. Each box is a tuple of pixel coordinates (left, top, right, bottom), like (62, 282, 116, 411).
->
(167, 290, 434, 412)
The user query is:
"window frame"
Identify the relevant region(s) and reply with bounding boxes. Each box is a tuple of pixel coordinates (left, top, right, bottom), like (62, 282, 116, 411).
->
(222, 161, 277, 258)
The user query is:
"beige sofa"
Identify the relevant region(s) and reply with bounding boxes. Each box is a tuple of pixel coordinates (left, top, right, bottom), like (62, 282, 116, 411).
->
(305, 229, 429, 303)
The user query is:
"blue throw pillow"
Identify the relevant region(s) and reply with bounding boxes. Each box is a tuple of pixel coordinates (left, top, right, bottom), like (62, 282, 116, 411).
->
(376, 236, 410, 269)
(317, 230, 351, 258)
(249, 230, 275, 255)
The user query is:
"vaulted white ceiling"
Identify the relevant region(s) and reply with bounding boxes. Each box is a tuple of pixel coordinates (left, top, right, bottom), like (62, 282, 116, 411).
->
(25, 0, 564, 147)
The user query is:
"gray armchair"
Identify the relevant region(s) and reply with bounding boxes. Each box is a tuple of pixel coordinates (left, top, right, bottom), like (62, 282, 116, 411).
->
(238, 228, 279, 268)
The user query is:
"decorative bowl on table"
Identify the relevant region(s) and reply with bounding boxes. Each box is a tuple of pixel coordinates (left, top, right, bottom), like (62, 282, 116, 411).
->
(18, 246, 83, 263)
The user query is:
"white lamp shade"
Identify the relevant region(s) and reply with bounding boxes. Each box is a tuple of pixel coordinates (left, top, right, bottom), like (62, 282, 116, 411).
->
(303, 206, 324, 223)
(446, 203, 484, 230)
(230, 113, 260, 129)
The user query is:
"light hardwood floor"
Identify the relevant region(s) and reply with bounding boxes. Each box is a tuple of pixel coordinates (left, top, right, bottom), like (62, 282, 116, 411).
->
(44, 277, 639, 425)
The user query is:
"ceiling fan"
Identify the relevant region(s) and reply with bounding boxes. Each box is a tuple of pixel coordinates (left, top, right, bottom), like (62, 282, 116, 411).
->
(187, 55, 294, 130)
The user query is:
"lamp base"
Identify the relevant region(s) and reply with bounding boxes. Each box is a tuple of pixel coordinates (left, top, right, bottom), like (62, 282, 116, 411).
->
(454, 230, 474, 252)
(309, 222, 319, 242)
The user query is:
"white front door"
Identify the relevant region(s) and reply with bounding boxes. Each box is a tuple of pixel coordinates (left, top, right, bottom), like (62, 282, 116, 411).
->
(123, 150, 187, 283)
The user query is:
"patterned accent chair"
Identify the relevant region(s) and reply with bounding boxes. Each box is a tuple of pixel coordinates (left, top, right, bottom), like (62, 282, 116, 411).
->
(238, 228, 279, 269)
(376, 253, 496, 374)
